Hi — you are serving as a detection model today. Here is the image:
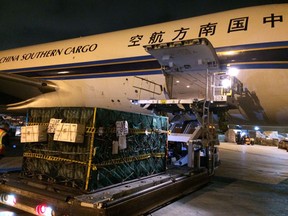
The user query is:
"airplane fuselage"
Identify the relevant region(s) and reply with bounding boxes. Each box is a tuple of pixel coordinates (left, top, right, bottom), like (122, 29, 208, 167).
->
(0, 4, 288, 126)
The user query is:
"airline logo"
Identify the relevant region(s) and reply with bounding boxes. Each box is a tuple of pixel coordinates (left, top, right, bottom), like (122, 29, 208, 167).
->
(0, 43, 97, 64)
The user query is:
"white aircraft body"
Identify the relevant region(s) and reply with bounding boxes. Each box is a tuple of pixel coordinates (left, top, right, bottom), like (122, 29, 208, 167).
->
(0, 4, 287, 126)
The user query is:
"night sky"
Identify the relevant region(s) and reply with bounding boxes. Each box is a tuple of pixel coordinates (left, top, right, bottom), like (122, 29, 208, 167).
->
(0, 0, 287, 51)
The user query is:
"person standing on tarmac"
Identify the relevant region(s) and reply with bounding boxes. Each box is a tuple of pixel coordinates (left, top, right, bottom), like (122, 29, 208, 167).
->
(0, 123, 10, 159)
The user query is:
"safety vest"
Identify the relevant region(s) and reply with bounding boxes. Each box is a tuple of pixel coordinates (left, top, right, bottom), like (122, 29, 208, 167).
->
(0, 129, 7, 154)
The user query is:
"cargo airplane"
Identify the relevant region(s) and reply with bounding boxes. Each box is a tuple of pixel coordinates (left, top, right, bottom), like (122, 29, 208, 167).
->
(0, 3, 287, 127)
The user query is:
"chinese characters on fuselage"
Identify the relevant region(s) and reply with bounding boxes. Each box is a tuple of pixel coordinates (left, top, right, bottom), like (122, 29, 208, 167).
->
(128, 13, 284, 47)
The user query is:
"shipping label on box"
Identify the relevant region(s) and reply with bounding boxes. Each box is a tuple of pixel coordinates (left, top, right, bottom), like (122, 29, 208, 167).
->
(213, 95, 227, 102)
(54, 123, 85, 143)
(21, 125, 47, 143)
(116, 121, 129, 136)
(48, 118, 62, 133)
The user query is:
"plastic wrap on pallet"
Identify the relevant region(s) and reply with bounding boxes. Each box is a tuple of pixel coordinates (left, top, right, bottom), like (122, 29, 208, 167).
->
(21, 107, 168, 191)
(90, 108, 168, 189)
(22, 107, 95, 188)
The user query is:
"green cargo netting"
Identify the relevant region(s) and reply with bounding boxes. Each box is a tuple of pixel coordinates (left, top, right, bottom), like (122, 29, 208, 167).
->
(22, 107, 168, 191)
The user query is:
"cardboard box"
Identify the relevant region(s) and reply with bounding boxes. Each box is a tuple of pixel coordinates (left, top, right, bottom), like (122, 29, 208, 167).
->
(21, 125, 47, 143)
(54, 123, 85, 143)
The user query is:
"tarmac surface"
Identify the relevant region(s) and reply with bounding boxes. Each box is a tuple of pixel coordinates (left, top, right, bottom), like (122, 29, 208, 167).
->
(0, 142, 288, 215)
(151, 143, 288, 216)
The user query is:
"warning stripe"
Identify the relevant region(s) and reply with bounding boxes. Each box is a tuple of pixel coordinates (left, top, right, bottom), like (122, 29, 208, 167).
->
(23, 152, 165, 170)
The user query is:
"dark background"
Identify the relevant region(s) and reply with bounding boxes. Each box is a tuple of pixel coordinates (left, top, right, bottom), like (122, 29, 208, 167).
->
(0, 0, 287, 50)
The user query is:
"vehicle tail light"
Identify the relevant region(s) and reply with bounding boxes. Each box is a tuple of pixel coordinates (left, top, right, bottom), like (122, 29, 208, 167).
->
(35, 204, 54, 216)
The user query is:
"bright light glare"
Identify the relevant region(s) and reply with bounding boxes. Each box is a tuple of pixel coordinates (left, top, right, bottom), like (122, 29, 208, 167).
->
(221, 51, 239, 56)
(227, 67, 239, 76)
(57, 71, 69, 74)
(254, 126, 260, 131)
(36, 204, 54, 216)
(6, 195, 16, 206)
(1, 194, 16, 206)
(0, 211, 14, 216)
(221, 79, 231, 89)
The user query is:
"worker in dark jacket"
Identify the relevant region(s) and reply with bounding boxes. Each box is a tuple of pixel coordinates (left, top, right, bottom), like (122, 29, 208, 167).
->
(0, 123, 10, 159)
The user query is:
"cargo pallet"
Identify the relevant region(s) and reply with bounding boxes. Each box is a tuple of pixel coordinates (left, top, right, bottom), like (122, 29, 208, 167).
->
(0, 107, 215, 215)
